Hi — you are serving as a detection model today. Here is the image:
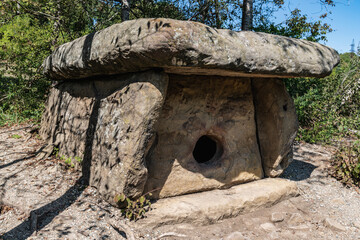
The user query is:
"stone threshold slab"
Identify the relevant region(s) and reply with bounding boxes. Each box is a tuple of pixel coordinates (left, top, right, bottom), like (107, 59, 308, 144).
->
(135, 178, 299, 228)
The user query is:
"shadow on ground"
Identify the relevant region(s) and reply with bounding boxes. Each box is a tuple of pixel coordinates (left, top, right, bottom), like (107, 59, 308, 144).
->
(0, 155, 35, 170)
(1, 178, 86, 240)
(281, 159, 317, 181)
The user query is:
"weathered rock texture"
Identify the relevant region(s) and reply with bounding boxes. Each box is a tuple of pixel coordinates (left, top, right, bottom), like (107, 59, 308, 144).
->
(252, 79, 298, 177)
(144, 75, 263, 198)
(40, 81, 96, 160)
(89, 73, 168, 202)
(137, 178, 299, 228)
(40, 71, 168, 204)
(39, 18, 339, 205)
(42, 18, 339, 80)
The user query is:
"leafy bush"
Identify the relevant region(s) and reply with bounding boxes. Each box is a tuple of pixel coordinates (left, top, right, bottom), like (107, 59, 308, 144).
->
(284, 52, 360, 144)
(115, 193, 152, 221)
(285, 52, 360, 188)
(330, 141, 360, 188)
(0, 1, 92, 126)
(0, 15, 53, 126)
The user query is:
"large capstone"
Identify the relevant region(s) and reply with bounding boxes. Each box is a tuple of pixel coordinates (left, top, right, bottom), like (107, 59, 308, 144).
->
(40, 18, 339, 206)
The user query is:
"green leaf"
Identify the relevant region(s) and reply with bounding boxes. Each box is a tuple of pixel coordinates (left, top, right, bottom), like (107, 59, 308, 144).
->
(139, 208, 145, 216)
(118, 193, 126, 202)
(126, 211, 133, 220)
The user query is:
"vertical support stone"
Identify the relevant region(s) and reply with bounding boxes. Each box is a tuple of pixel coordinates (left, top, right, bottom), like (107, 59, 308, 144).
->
(40, 71, 168, 205)
(252, 78, 298, 177)
(40, 81, 96, 161)
(89, 71, 168, 205)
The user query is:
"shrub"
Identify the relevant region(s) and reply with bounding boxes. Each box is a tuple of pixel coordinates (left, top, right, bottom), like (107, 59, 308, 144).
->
(0, 15, 53, 126)
(285, 52, 360, 187)
(115, 193, 152, 221)
(284, 52, 360, 144)
(330, 141, 360, 188)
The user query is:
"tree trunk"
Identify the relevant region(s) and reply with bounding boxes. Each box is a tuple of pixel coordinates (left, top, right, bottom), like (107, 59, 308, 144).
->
(53, 0, 62, 46)
(121, 0, 131, 21)
(214, 0, 221, 28)
(242, 0, 253, 31)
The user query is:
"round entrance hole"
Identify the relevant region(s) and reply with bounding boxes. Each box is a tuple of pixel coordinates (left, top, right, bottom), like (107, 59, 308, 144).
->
(193, 135, 222, 164)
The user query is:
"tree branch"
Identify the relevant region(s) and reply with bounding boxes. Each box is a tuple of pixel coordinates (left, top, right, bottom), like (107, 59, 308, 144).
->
(14, 0, 59, 20)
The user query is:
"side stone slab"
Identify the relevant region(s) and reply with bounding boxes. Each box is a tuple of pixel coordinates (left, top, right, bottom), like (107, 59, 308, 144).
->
(40, 80, 96, 159)
(252, 78, 298, 177)
(90, 73, 168, 203)
(144, 75, 263, 198)
(40, 71, 168, 204)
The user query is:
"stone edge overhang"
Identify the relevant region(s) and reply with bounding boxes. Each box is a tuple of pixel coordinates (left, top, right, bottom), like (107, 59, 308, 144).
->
(42, 18, 340, 81)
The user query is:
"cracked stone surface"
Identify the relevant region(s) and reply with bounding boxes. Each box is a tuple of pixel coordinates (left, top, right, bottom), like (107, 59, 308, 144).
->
(42, 18, 339, 80)
(40, 71, 169, 205)
(144, 75, 263, 198)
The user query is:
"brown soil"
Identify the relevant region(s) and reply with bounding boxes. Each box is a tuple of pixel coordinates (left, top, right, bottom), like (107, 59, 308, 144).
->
(0, 124, 359, 240)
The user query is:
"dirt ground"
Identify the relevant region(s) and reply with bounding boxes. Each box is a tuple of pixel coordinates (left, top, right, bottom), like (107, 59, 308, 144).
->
(0, 124, 359, 240)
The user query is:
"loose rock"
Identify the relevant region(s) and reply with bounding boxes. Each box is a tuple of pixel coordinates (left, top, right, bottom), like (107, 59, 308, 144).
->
(324, 218, 346, 231)
(288, 213, 305, 226)
(260, 222, 277, 232)
(271, 212, 285, 223)
(225, 232, 246, 240)
(353, 221, 360, 229)
(268, 231, 280, 240)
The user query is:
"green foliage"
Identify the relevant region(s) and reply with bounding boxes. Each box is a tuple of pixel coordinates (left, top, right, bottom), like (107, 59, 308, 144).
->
(173, 0, 242, 29)
(173, 0, 333, 41)
(52, 146, 80, 169)
(330, 141, 360, 188)
(74, 156, 83, 164)
(10, 134, 22, 139)
(284, 52, 359, 188)
(0, 0, 95, 126)
(116, 192, 152, 221)
(63, 156, 77, 168)
(63, 157, 74, 167)
(52, 147, 59, 158)
(131, 0, 185, 20)
(254, 8, 333, 42)
(0, 14, 52, 126)
(285, 52, 360, 144)
(60, 155, 75, 168)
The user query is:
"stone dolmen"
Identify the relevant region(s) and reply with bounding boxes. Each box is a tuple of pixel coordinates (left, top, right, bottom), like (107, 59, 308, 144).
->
(40, 18, 339, 206)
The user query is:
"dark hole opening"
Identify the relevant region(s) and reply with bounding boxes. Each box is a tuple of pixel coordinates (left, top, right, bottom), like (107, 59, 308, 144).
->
(193, 135, 218, 163)
(283, 104, 288, 111)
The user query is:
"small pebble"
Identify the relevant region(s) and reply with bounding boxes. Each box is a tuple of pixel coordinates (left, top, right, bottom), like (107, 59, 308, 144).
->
(353, 221, 360, 229)
(260, 222, 277, 232)
(324, 218, 346, 231)
(271, 212, 285, 223)
(225, 232, 245, 240)
(288, 213, 305, 226)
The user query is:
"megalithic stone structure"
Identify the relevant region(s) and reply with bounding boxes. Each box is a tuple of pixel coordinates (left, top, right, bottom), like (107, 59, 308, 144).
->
(40, 18, 339, 205)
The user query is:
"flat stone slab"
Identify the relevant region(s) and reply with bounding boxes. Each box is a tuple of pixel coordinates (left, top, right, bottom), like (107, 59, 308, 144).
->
(42, 18, 339, 80)
(135, 178, 299, 228)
